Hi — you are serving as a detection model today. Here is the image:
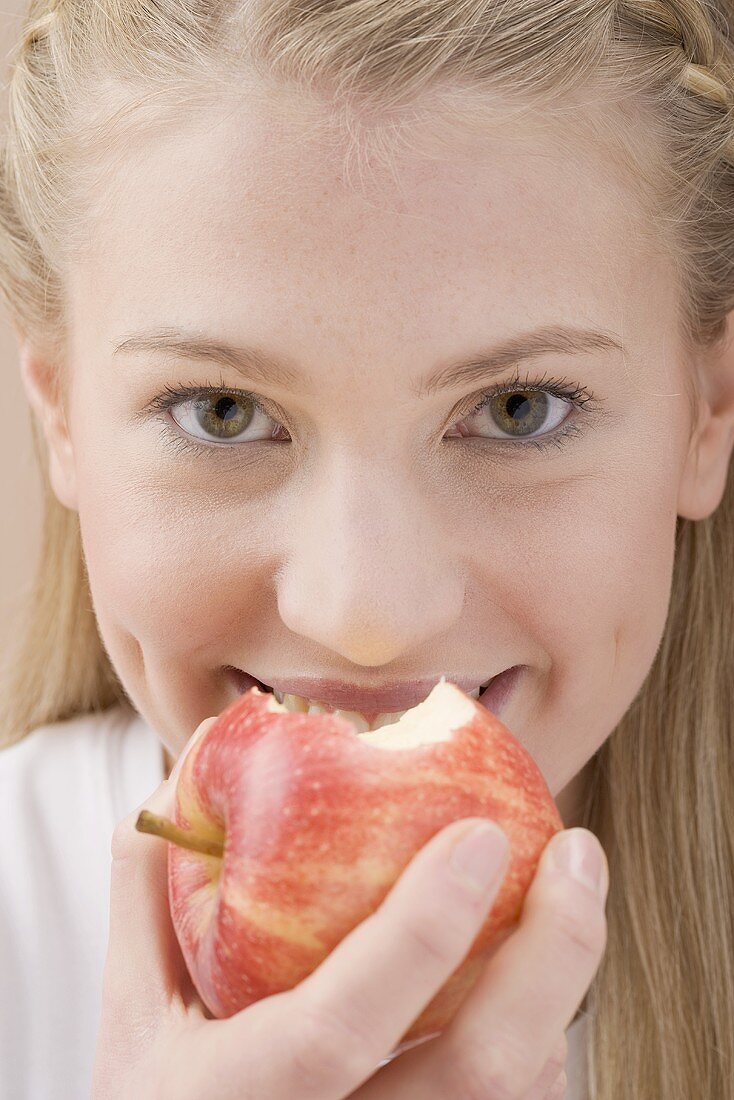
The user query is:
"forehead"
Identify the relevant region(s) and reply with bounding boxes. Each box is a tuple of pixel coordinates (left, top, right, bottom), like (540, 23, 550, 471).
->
(66, 88, 676, 364)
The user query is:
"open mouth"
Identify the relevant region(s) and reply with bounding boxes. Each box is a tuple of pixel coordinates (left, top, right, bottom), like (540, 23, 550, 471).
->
(224, 666, 522, 729)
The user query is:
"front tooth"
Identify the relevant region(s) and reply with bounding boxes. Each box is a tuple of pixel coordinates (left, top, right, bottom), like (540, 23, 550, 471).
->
(275, 686, 487, 729)
(331, 708, 372, 735)
(303, 702, 410, 735)
(306, 702, 331, 716)
(278, 694, 415, 734)
(303, 702, 371, 734)
(284, 692, 308, 713)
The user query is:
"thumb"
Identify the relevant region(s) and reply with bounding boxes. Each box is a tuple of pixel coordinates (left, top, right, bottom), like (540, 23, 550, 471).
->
(103, 715, 219, 1014)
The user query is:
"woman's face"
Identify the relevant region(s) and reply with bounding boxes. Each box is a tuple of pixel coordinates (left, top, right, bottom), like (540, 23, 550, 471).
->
(25, 88, 730, 828)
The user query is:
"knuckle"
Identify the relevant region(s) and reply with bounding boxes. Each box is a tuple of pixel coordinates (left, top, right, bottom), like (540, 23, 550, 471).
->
(399, 903, 476, 970)
(540, 1051, 568, 1093)
(523, 1039, 568, 1100)
(546, 1069, 568, 1099)
(550, 1031, 568, 1069)
(290, 999, 378, 1090)
(440, 1032, 526, 1100)
(544, 883, 608, 962)
(436, 1030, 568, 1100)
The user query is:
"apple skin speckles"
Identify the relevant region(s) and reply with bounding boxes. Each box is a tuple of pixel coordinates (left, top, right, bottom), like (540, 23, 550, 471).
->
(166, 677, 561, 1042)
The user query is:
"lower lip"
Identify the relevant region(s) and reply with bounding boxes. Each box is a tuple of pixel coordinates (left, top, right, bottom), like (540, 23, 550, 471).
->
(224, 665, 523, 722)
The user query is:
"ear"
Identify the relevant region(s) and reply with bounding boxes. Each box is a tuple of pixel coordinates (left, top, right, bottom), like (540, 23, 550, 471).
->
(677, 311, 734, 522)
(17, 336, 79, 512)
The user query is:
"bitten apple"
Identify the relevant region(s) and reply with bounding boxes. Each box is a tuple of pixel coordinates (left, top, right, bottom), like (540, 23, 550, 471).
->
(137, 678, 563, 1051)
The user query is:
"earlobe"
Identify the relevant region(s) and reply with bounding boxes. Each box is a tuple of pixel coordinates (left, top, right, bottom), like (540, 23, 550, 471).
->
(677, 313, 734, 522)
(17, 340, 79, 512)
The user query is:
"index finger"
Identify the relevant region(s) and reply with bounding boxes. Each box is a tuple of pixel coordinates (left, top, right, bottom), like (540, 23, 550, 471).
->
(104, 716, 218, 1013)
(380, 827, 609, 1099)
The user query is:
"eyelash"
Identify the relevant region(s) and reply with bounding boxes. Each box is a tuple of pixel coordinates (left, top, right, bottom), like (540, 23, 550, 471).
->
(143, 366, 600, 460)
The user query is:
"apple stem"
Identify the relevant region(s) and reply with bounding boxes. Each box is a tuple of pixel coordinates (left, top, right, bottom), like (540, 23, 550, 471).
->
(135, 810, 224, 858)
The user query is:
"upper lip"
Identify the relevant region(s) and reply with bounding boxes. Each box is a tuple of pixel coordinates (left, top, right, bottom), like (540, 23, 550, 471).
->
(243, 672, 502, 717)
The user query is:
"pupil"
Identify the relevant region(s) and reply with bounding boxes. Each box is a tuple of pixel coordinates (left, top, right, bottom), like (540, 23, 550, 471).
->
(214, 397, 239, 423)
(506, 393, 532, 421)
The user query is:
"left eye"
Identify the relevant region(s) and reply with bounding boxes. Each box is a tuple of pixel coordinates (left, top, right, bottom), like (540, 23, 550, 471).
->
(170, 391, 287, 445)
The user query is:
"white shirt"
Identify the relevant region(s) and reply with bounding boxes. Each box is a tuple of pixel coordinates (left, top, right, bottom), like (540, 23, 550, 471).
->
(0, 705, 590, 1099)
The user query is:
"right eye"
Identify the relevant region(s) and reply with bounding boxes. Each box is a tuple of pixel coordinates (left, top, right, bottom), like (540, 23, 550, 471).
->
(149, 383, 291, 448)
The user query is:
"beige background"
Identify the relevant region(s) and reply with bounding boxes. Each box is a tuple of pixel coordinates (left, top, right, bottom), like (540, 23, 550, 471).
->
(0, 4, 44, 671)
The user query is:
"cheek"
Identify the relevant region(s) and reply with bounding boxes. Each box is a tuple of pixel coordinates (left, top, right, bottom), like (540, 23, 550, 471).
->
(76, 477, 275, 653)
(472, 473, 677, 752)
(481, 477, 677, 796)
(532, 501, 674, 691)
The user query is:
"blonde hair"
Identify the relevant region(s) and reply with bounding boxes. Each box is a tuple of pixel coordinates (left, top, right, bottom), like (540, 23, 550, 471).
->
(1, 0, 733, 1095)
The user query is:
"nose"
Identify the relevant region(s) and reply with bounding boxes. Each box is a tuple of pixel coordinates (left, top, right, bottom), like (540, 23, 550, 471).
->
(274, 457, 466, 666)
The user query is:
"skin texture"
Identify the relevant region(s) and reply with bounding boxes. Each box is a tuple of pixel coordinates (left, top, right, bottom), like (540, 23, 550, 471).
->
(18, 87, 734, 835)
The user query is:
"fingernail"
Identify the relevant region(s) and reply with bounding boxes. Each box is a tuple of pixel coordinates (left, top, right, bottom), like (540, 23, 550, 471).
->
(549, 829, 607, 900)
(449, 822, 509, 894)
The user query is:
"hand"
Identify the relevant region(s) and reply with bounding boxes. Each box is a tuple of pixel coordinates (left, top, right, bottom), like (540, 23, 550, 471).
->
(347, 822, 608, 1100)
(92, 716, 608, 1100)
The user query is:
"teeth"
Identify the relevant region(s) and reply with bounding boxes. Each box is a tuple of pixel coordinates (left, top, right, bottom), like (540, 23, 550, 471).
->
(267, 679, 495, 732)
(272, 689, 307, 712)
(270, 687, 410, 732)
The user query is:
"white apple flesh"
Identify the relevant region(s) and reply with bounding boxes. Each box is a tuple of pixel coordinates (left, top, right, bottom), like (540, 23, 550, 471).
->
(138, 678, 563, 1050)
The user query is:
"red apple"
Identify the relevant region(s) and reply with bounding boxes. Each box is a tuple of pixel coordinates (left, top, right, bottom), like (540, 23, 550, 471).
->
(137, 679, 562, 1051)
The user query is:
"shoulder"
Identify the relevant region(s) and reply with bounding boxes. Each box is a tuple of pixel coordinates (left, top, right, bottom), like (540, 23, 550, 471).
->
(0, 703, 165, 823)
(0, 703, 132, 760)
(0, 704, 166, 1098)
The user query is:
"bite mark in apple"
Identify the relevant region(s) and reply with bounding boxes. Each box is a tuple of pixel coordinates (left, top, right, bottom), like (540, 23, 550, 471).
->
(263, 675, 474, 747)
(134, 676, 562, 1044)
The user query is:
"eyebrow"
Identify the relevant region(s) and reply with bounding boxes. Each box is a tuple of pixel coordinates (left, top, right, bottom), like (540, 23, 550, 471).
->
(112, 323, 624, 397)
